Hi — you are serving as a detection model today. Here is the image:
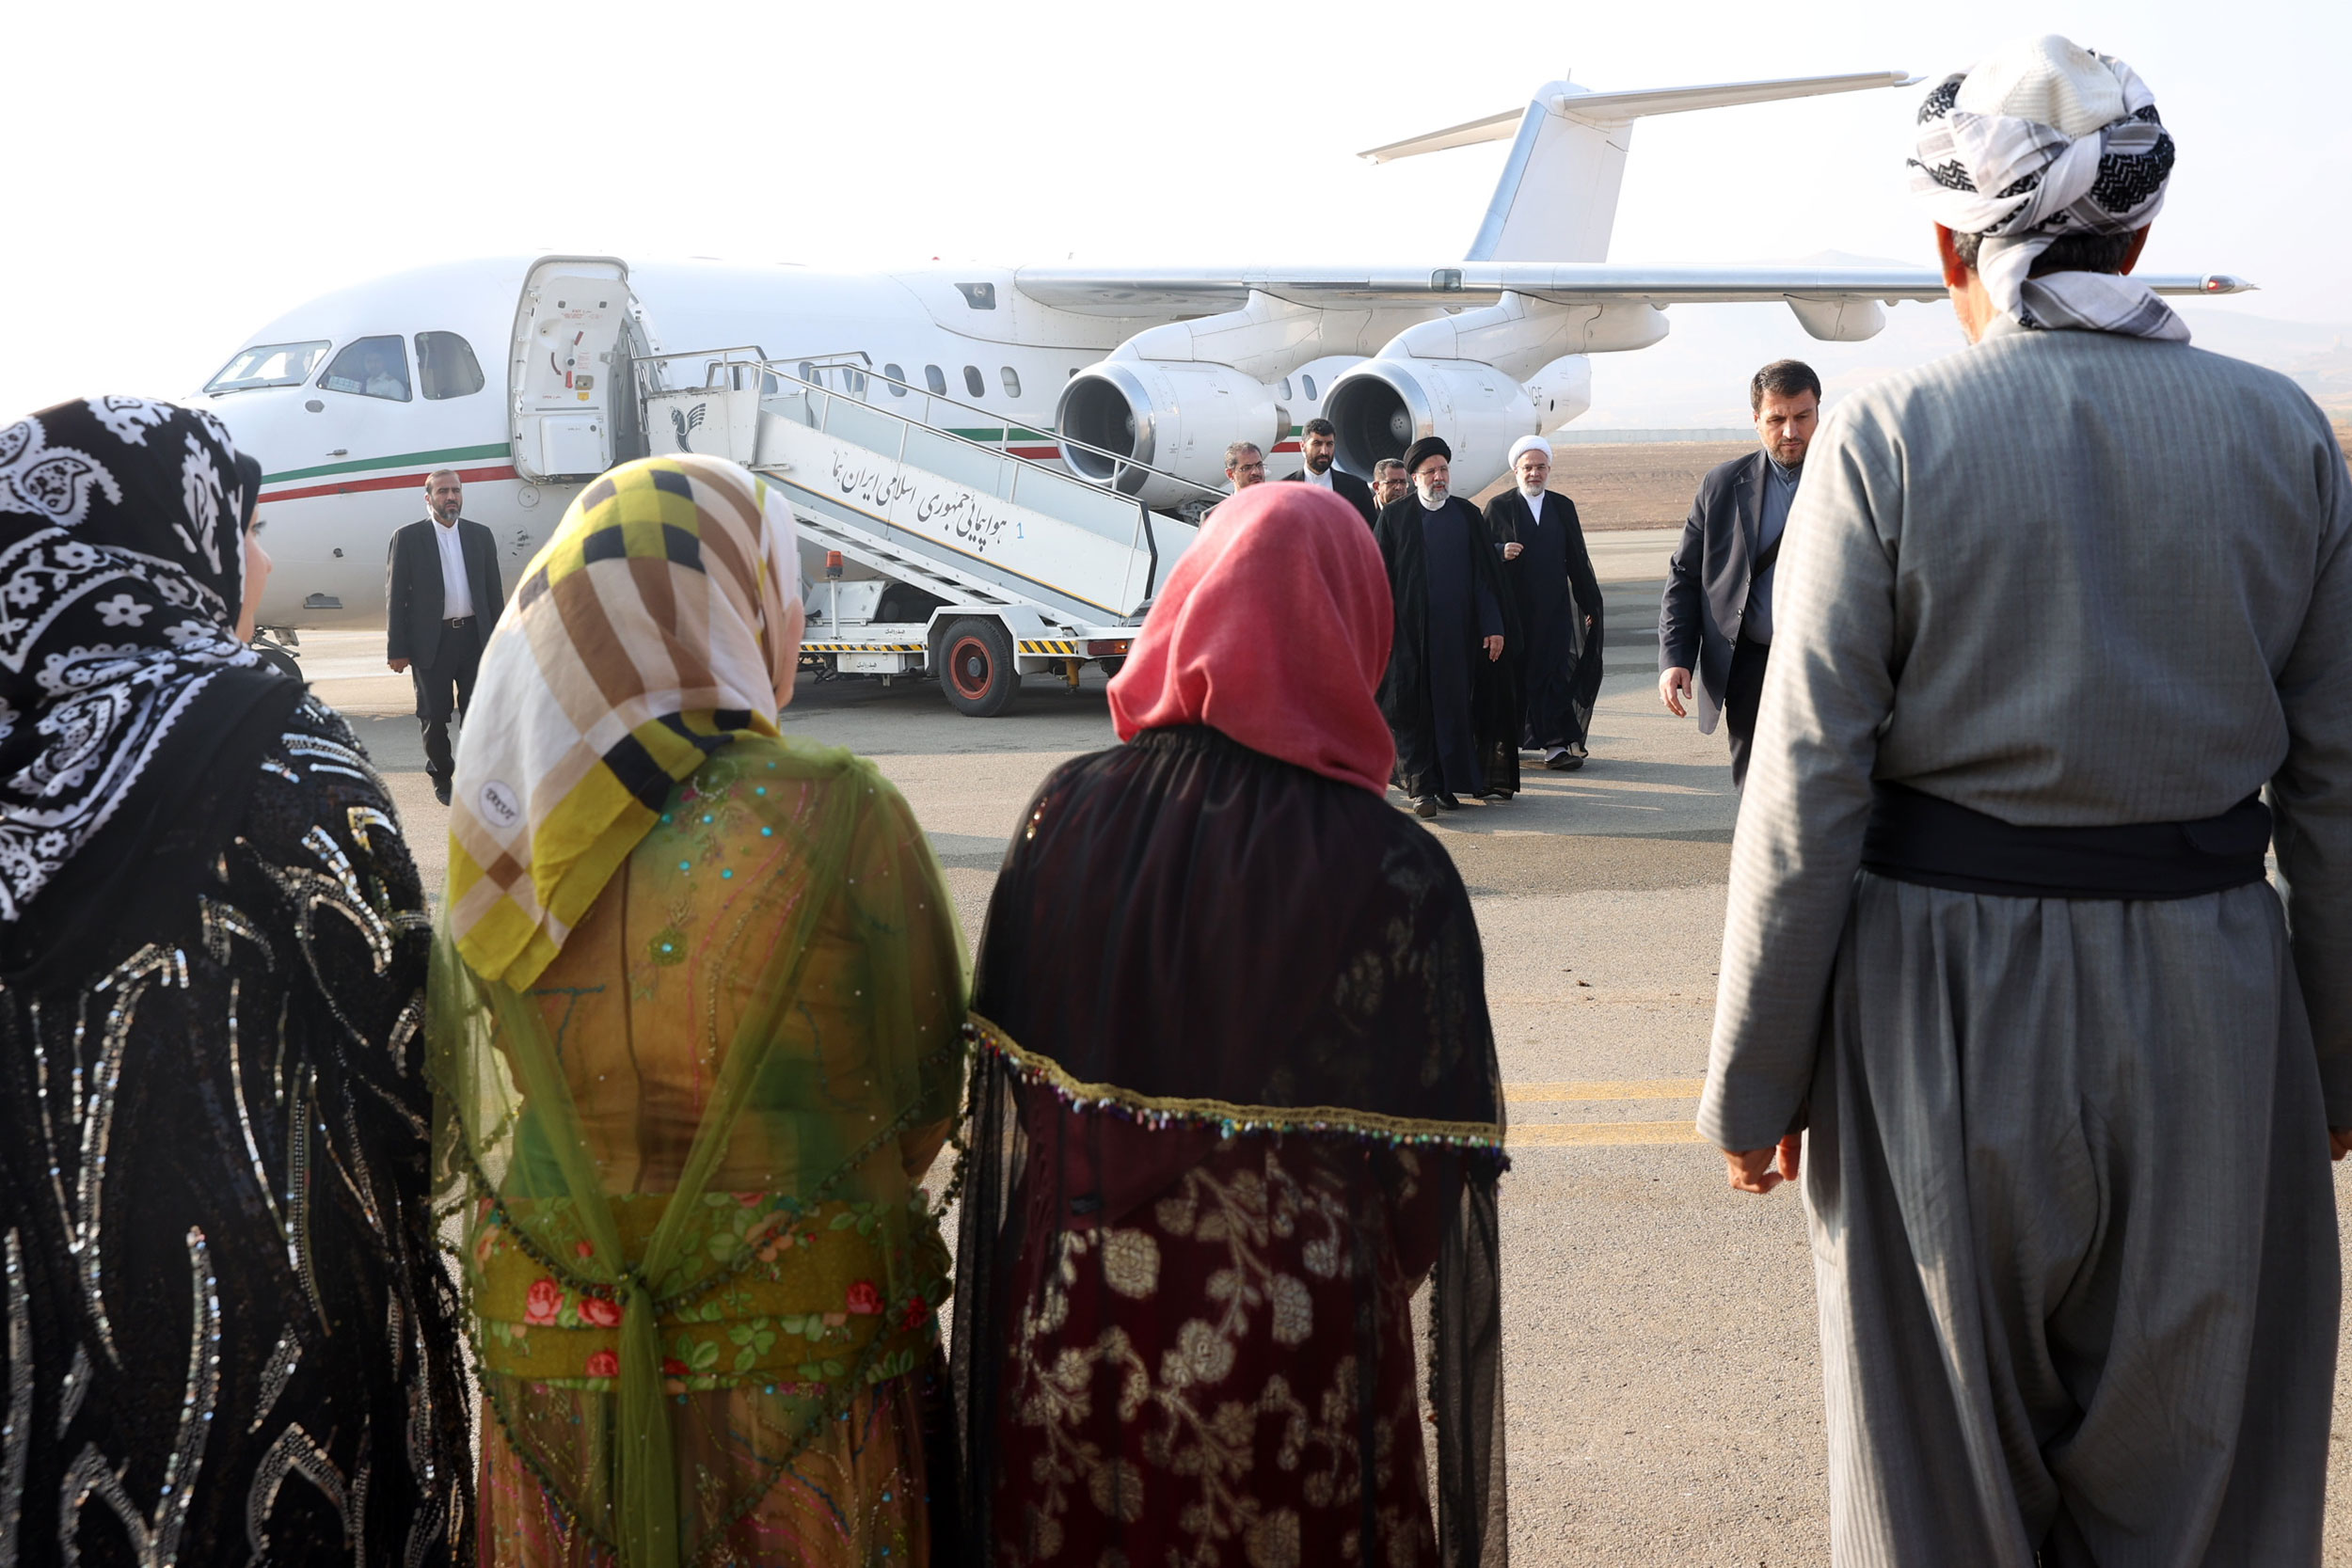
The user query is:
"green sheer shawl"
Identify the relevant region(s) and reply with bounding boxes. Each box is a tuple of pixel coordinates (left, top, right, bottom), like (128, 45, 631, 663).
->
(430, 735, 966, 1568)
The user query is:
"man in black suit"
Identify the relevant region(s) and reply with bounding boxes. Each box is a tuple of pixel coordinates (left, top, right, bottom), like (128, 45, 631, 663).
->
(1282, 417, 1377, 526)
(1658, 359, 1820, 788)
(387, 468, 503, 804)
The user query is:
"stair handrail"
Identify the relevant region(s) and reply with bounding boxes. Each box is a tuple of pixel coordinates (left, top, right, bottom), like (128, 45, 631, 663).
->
(634, 345, 1229, 510)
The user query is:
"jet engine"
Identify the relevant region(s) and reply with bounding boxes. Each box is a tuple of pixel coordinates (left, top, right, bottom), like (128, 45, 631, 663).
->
(1325, 359, 1537, 498)
(1057, 360, 1289, 510)
(1326, 294, 1665, 495)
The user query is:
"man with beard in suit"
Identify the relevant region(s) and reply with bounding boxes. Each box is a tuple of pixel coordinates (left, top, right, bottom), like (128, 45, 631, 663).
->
(1282, 417, 1377, 526)
(1372, 436, 1518, 817)
(386, 468, 503, 804)
(1658, 359, 1820, 787)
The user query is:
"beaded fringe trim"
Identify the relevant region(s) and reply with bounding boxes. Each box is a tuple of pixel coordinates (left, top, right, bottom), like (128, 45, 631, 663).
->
(965, 1014, 1504, 1151)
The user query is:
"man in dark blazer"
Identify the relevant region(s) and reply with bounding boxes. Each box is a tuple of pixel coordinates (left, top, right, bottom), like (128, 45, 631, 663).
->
(1282, 417, 1377, 526)
(387, 468, 503, 804)
(1658, 359, 1820, 787)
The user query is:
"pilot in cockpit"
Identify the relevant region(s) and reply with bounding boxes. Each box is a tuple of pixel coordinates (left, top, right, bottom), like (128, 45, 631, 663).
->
(362, 347, 408, 401)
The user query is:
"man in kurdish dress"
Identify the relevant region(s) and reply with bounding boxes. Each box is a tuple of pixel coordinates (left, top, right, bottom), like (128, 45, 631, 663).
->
(1700, 37, 2352, 1564)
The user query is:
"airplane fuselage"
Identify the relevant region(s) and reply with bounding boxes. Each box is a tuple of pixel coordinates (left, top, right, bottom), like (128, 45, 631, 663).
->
(196, 256, 1349, 630)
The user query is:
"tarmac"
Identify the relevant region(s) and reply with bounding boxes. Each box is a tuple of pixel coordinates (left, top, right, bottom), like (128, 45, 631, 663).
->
(311, 525, 2352, 1565)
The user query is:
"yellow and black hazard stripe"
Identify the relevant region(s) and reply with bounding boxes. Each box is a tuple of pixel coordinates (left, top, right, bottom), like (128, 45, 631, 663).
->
(803, 642, 926, 653)
(1015, 639, 1081, 656)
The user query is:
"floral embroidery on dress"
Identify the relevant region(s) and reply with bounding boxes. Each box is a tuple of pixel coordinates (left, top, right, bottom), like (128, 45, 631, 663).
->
(1000, 1139, 1438, 1567)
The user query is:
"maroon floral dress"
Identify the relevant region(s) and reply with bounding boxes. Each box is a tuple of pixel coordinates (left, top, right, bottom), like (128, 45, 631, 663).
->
(991, 1107, 1449, 1568)
(956, 724, 1510, 1568)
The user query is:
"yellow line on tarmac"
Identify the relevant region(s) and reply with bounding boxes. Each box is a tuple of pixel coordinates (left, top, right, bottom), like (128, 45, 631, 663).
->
(1505, 1078, 1705, 1102)
(1511, 1121, 1706, 1148)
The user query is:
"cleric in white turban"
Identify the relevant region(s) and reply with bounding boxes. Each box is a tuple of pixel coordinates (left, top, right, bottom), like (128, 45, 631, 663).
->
(1485, 435, 1602, 769)
(1700, 34, 2352, 1564)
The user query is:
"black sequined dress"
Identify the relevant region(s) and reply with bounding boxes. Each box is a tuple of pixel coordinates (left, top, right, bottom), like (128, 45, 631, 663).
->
(0, 697, 472, 1564)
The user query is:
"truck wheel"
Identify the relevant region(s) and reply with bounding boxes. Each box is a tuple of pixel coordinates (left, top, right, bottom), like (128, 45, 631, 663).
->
(1095, 656, 1126, 679)
(938, 618, 1020, 717)
(255, 642, 304, 683)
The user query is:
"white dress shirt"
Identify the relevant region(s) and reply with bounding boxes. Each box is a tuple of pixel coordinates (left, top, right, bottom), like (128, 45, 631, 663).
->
(1300, 465, 1332, 488)
(431, 517, 474, 620)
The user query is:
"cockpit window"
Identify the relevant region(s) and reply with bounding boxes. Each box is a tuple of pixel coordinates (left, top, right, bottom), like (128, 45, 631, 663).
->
(415, 331, 485, 400)
(204, 341, 328, 394)
(318, 335, 411, 402)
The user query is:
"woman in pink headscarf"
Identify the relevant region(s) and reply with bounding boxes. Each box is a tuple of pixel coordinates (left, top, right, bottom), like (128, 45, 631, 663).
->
(948, 483, 1510, 1568)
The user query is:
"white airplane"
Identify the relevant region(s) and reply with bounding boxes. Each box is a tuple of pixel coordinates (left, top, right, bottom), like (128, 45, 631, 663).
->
(188, 69, 2249, 636)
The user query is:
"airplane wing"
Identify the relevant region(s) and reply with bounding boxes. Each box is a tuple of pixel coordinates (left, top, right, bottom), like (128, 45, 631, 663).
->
(1012, 263, 2254, 317)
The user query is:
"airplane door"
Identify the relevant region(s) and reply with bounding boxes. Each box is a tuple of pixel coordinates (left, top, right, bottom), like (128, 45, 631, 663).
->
(510, 257, 631, 482)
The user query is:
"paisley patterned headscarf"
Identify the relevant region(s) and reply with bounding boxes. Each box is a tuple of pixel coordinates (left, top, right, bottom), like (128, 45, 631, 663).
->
(1909, 36, 2185, 341)
(0, 397, 292, 926)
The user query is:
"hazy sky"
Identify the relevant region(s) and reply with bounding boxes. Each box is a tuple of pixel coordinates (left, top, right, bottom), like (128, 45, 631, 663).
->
(5, 0, 2343, 421)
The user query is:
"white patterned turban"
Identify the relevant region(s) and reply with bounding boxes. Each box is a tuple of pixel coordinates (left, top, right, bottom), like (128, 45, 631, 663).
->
(1909, 36, 2184, 341)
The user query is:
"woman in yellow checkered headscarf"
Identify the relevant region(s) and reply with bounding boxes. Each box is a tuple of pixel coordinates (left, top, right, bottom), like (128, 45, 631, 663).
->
(429, 454, 967, 1568)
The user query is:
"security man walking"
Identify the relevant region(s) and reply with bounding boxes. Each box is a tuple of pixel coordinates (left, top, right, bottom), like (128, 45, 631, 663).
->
(387, 467, 503, 804)
(1658, 359, 1820, 787)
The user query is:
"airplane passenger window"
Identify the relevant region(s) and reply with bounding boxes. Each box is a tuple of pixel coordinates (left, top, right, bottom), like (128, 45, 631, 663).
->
(205, 341, 328, 394)
(962, 366, 984, 398)
(1279, 377, 1292, 400)
(317, 335, 411, 401)
(1302, 374, 1318, 401)
(797, 361, 817, 386)
(924, 365, 946, 396)
(1001, 366, 1022, 398)
(884, 363, 907, 397)
(414, 331, 485, 400)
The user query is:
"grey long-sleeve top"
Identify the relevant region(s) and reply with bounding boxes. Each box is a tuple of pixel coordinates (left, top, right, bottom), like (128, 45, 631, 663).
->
(1698, 319, 2352, 1151)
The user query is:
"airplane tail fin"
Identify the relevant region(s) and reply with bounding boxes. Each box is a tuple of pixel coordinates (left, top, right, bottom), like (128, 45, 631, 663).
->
(1359, 71, 1915, 263)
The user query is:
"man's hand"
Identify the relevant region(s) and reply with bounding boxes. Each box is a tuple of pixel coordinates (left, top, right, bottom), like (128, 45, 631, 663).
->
(1660, 667, 1692, 717)
(1724, 1134, 1803, 1195)
(388, 657, 409, 673)
(2331, 1128, 2352, 1162)
(1501, 541, 1525, 561)
(1483, 635, 1504, 662)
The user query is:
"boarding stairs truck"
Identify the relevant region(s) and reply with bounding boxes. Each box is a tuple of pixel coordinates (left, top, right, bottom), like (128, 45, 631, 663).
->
(628, 347, 1220, 716)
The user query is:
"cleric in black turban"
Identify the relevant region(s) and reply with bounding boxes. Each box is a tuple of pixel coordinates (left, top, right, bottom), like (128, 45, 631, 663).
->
(1400, 435, 1450, 479)
(1372, 436, 1521, 815)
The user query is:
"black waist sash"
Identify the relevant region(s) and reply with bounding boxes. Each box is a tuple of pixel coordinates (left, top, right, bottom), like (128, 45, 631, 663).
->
(1861, 781, 2271, 900)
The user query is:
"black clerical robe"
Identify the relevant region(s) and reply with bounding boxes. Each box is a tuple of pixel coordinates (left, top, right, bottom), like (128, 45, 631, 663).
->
(1486, 487, 1604, 751)
(1374, 495, 1521, 800)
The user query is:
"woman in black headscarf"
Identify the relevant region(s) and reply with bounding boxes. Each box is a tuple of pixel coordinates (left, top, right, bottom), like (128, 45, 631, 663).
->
(952, 483, 1508, 1568)
(0, 398, 471, 1562)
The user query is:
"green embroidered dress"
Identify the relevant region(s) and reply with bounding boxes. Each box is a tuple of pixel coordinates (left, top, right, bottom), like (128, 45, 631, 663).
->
(433, 736, 965, 1568)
